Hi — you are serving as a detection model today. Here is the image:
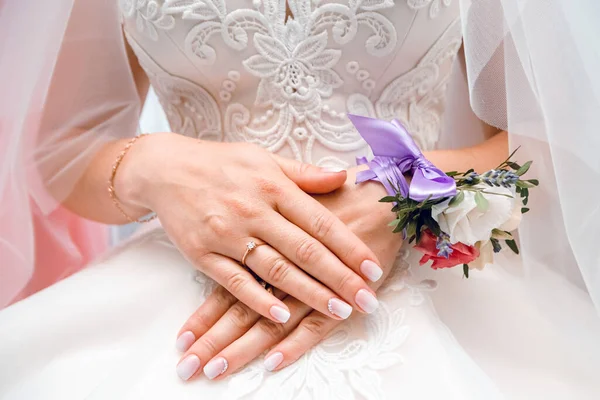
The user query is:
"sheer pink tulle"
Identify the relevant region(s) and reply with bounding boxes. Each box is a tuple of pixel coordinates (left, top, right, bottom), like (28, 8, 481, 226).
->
(8, 206, 108, 306)
(0, 0, 140, 307)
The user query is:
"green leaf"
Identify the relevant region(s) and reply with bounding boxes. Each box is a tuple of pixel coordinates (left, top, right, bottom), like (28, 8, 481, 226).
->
(448, 191, 465, 207)
(507, 162, 521, 170)
(465, 168, 475, 175)
(516, 180, 535, 189)
(505, 239, 519, 255)
(496, 146, 521, 170)
(516, 161, 532, 176)
(492, 228, 512, 240)
(445, 171, 459, 177)
(463, 264, 470, 279)
(515, 186, 522, 194)
(526, 179, 539, 186)
(422, 212, 442, 237)
(388, 218, 401, 227)
(415, 216, 424, 244)
(474, 191, 489, 212)
(521, 207, 530, 214)
(379, 196, 398, 203)
(523, 197, 529, 206)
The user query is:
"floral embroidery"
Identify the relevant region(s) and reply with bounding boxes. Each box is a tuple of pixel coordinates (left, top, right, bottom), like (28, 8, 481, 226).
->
(407, 0, 453, 19)
(243, 31, 342, 118)
(120, 0, 175, 40)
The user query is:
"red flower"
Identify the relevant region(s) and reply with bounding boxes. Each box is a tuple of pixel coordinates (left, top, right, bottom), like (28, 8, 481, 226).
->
(414, 230, 479, 269)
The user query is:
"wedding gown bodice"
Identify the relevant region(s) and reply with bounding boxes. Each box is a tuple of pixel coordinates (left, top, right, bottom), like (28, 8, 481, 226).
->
(120, 0, 462, 168)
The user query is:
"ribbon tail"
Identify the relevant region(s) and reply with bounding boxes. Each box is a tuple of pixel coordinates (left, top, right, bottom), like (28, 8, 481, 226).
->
(347, 114, 420, 159)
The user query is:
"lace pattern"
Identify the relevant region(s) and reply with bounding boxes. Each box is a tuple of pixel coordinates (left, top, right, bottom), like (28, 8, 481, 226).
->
(118, 2, 460, 398)
(121, 2, 461, 165)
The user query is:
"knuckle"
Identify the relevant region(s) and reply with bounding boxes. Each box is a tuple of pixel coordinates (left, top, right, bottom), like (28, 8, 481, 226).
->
(257, 319, 287, 340)
(310, 212, 335, 241)
(227, 303, 253, 329)
(300, 315, 330, 337)
(212, 286, 235, 308)
(197, 335, 219, 355)
(337, 270, 359, 294)
(187, 311, 211, 334)
(205, 214, 231, 236)
(255, 177, 283, 198)
(225, 271, 249, 296)
(295, 162, 311, 177)
(223, 196, 261, 219)
(343, 242, 362, 262)
(266, 257, 292, 284)
(295, 237, 320, 265)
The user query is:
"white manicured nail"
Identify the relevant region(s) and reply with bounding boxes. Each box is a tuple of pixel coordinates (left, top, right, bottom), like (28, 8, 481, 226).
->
(176, 354, 201, 381)
(270, 305, 291, 323)
(203, 357, 228, 380)
(175, 331, 195, 352)
(322, 167, 345, 173)
(328, 298, 353, 319)
(264, 352, 284, 372)
(355, 289, 379, 314)
(360, 260, 383, 282)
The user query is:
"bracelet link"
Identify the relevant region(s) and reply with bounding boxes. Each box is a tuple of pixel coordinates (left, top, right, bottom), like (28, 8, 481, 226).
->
(108, 134, 157, 224)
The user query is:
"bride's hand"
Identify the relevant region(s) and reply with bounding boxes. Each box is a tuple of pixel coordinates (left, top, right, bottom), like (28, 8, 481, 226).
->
(173, 167, 402, 381)
(118, 133, 382, 325)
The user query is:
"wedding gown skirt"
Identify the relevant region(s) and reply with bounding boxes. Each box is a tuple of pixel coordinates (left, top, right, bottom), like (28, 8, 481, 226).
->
(1, 225, 598, 400)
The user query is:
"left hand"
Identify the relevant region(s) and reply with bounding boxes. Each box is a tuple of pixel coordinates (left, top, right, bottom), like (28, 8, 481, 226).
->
(174, 167, 403, 381)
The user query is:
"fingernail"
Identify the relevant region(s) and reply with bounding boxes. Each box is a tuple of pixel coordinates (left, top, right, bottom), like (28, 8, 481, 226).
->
(355, 289, 379, 314)
(175, 331, 195, 352)
(176, 354, 201, 381)
(327, 298, 353, 319)
(321, 166, 345, 173)
(360, 260, 383, 282)
(203, 357, 228, 380)
(270, 305, 291, 323)
(264, 352, 284, 372)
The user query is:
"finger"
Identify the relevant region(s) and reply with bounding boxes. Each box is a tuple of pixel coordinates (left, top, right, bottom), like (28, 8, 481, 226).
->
(257, 211, 380, 315)
(263, 309, 342, 372)
(202, 296, 314, 380)
(198, 253, 291, 324)
(177, 289, 287, 381)
(275, 189, 384, 284)
(236, 238, 354, 320)
(271, 154, 347, 194)
(175, 286, 237, 353)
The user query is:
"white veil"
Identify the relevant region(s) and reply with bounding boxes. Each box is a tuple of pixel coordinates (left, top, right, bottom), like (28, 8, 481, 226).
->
(459, 0, 600, 315)
(0, 0, 141, 306)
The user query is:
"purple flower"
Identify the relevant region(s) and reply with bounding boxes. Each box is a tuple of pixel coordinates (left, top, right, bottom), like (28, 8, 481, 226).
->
(436, 232, 454, 259)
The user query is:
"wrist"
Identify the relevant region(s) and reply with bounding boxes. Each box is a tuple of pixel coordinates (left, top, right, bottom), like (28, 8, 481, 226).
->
(113, 133, 169, 212)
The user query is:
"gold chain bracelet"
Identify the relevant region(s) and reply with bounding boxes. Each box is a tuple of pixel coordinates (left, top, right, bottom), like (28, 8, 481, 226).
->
(108, 134, 157, 224)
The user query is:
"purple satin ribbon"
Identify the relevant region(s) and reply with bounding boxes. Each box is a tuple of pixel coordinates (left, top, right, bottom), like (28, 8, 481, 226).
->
(348, 114, 456, 201)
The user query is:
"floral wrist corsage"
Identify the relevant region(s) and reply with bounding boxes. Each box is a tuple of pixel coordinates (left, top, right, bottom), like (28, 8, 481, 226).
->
(348, 114, 538, 277)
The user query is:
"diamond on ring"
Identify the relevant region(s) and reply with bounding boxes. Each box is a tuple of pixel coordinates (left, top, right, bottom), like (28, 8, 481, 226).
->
(247, 241, 257, 250)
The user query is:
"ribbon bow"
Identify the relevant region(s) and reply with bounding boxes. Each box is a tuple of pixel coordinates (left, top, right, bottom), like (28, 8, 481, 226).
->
(348, 114, 456, 201)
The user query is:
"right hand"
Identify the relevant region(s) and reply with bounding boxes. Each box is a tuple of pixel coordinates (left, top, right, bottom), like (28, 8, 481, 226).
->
(116, 133, 383, 323)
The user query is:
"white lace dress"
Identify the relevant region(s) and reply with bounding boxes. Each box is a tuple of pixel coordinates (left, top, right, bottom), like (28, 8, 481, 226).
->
(1, 1, 599, 399)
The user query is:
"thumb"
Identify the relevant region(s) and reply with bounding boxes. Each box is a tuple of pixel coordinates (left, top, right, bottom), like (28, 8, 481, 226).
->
(271, 154, 347, 194)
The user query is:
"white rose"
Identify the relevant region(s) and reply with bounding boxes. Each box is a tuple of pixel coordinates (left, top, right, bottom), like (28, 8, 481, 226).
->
(431, 185, 519, 246)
